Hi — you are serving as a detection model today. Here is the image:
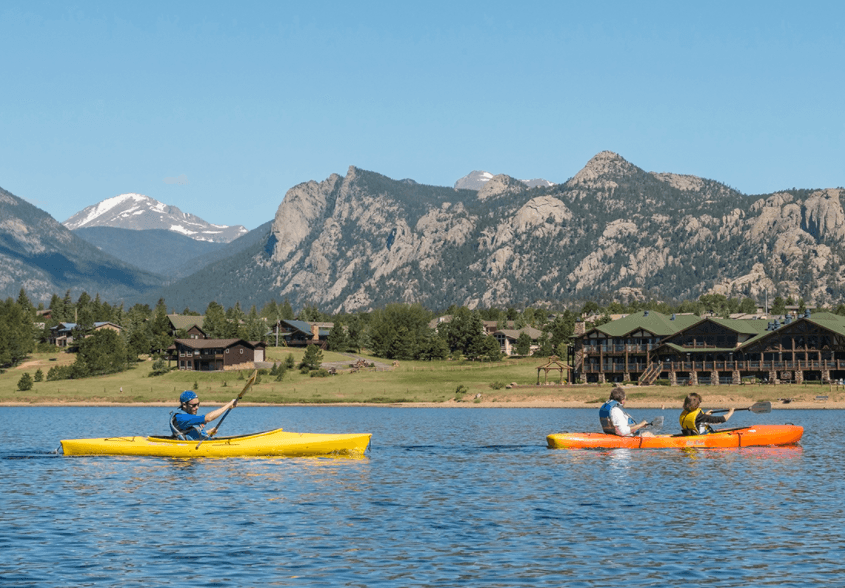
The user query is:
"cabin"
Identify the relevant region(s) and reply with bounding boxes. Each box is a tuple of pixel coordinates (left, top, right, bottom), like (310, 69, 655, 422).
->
(48, 321, 123, 347)
(493, 326, 543, 356)
(168, 338, 266, 371)
(166, 314, 205, 338)
(270, 320, 332, 348)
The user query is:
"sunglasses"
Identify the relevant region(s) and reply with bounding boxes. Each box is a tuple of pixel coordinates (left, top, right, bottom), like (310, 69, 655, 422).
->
(187, 402, 200, 408)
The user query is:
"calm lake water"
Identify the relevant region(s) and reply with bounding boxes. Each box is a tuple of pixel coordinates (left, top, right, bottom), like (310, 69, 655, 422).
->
(1, 406, 842, 587)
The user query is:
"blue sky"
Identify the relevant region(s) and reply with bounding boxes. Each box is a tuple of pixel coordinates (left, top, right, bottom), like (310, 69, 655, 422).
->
(1, 1, 843, 230)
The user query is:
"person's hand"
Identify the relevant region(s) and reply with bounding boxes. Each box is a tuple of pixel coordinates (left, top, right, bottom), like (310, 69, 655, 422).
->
(725, 408, 735, 418)
(704, 410, 713, 415)
(231, 398, 238, 408)
(207, 427, 218, 437)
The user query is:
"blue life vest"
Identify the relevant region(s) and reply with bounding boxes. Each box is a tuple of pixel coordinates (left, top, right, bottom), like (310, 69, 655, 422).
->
(599, 400, 635, 435)
(169, 412, 208, 440)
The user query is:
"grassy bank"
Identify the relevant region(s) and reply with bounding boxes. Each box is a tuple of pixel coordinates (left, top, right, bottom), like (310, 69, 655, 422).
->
(3, 350, 845, 406)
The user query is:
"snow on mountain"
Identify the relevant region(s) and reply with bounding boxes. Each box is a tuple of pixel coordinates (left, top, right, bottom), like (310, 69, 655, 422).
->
(455, 171, 554, 191)
(63, 193, 248, 243)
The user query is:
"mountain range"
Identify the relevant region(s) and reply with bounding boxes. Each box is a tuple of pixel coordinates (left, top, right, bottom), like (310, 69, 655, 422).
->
(3, 154, 844, 311)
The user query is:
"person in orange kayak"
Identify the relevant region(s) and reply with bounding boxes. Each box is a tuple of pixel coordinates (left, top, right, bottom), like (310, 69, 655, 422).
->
(679, 392, 734, 435)
(170, 390, 238, 440)
(599, 387, 655, 437)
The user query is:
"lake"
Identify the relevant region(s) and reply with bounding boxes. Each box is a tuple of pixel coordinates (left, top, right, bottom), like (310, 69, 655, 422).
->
(1, 406, 842, 587)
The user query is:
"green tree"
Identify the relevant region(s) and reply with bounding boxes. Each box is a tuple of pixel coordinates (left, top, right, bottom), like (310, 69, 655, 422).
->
(443, 307, 484, 357)
(238, 305, 267, 342)
(327, 323, 350, 352)
(515, 332, 532, 356)
(739, 297, 758, 314)
(772, 296, 786, 315)
(368, 303, 432, 359)
(150, 298, 173, 354)
(0, 298, 36, 367)
(300, 344, 323, 370)
(204, 301, 234, 338)
(480, 335, 502, 362)
(73, 329, 129, 377)
(18, 372, 33, 391)
(34, 368, 43, 382)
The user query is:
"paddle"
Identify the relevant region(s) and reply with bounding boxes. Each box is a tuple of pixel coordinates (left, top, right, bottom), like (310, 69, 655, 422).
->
(195, 370, 257, 450)
(646, 416, 665, 431)
(711, 401, 771, 415)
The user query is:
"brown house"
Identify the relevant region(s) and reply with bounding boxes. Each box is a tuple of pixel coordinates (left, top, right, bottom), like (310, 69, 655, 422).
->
(168, 338, 266, 371)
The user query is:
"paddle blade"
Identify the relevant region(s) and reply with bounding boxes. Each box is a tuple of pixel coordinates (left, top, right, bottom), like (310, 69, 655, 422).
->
(649, 416, 665, 431)
(749, 401, 772, 414)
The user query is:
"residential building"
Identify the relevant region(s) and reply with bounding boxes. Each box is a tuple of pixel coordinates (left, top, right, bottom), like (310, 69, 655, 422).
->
(574, 309, 845, 385)
(168, 338, 266, 371)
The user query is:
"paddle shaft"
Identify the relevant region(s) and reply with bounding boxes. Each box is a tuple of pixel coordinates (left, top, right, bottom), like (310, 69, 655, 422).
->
(195, 370, 257, 449)
(711, 401, 771, 415)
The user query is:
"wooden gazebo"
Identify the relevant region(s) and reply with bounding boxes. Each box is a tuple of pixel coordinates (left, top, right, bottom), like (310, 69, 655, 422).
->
(536, 356, 573, 385)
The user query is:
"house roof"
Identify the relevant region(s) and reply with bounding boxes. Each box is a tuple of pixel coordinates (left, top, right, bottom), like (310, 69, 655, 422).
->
(167, 314, 205, 330)
(173, 338, 265, 350)
(582, 311, 699, 338)
(495, 326, 543, 340)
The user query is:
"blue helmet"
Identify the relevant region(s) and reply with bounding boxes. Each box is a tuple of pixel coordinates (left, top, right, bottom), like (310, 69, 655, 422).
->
(179, 390, 197, 404)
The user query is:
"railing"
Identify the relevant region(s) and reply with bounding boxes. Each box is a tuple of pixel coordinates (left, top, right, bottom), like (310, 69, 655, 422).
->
(579, 359, 843, 373)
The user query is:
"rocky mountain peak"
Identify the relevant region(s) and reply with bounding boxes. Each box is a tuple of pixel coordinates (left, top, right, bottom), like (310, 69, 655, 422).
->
(477, 175, 529, 202)
(567, 151, 642, 187)
(63, 193, 247, 243)
(455, 171, 495, 191)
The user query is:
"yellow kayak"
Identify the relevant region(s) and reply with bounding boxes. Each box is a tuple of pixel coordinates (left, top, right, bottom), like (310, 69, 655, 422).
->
(60, 428, 371, 458)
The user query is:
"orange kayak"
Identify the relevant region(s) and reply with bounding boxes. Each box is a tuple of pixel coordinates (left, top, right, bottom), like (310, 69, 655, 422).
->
(546, 425, 803, 450)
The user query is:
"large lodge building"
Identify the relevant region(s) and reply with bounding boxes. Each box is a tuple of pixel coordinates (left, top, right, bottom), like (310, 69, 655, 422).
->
(573, 309, 845, 385)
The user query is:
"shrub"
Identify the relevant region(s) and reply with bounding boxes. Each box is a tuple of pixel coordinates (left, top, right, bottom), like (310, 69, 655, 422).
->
(489, 381, 505, 390)
(34, 369, 44, 382)
(222, 380, 228, 387)
(654, 379, 671, 386)
(149, 357, 170, 377)
(285, 353, 295, 369)
(455, 384, 468, 396)
(257, 368, 269, 376)
(192, 381, 199, 391)
(17, 373, 33, 391)
(299, 366, 310, 375)
(310, 368, 330, 378)
(275, 363, 287, 382)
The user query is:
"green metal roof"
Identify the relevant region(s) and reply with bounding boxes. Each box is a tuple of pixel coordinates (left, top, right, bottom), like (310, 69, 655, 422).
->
(585, 311, 699, 338)
(167, 314, 205, 330)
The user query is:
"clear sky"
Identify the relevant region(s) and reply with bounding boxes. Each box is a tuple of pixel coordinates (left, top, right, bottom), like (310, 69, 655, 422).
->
(1, 1, 843, 230)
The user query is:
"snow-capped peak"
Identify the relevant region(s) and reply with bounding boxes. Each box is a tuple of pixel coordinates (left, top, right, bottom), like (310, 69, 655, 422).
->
(63, 193, 247, 244)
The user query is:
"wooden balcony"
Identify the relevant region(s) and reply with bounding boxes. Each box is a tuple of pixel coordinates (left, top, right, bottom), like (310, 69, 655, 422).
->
(579, 359, 844, 374)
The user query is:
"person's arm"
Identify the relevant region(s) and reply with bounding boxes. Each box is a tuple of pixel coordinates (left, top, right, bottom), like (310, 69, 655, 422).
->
(203, 399, 238, 424)
(629, 419, 649, 434)
(698, 408, 735, 425)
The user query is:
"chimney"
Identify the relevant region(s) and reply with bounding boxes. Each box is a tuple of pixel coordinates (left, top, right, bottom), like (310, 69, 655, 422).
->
(310, 324, 319, 340)
(574, 320, 586, 336)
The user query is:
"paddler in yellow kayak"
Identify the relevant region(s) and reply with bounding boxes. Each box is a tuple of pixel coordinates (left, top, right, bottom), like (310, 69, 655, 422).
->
(599, 387, 655, 437)
(679, 392, 735, 435)
(170, 390, 238, 440)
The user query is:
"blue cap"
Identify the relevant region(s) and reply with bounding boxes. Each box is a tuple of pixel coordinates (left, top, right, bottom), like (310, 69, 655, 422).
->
(180, 390, 197, 404)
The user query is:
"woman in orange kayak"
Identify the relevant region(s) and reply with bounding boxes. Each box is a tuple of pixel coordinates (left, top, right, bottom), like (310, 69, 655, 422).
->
(679, 392, 735, 435)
